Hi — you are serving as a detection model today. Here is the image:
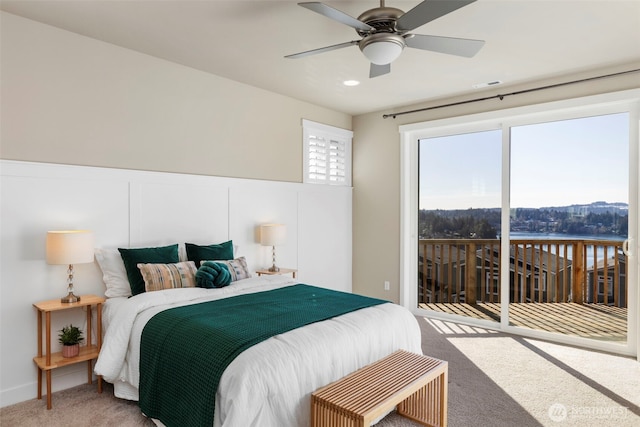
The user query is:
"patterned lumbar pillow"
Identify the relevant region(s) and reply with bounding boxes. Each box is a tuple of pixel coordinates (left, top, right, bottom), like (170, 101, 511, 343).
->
(137, 261, 197, 292)
(196, 261, 232, 288)
(212, 257, 250, 282)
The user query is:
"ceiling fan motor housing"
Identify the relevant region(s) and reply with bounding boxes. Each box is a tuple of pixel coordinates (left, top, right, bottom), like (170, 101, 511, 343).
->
(357, 7, 406, 65)
(356, 6, 405, 36)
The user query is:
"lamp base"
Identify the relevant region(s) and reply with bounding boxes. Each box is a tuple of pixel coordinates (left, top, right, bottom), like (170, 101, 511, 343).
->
(61, 292, 80, 304)
(268, 265, 280, 272)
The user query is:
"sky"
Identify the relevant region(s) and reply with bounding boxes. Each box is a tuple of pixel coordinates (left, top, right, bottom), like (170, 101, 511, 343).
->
(419, 112, 630, 210)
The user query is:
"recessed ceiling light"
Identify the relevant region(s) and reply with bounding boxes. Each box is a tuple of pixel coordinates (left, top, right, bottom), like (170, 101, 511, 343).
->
(343, 80, 360, 87)
(472, 80, 503, 89)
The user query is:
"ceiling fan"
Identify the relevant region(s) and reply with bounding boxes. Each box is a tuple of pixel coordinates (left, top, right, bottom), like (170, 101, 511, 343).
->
(285, 0, 485, 78)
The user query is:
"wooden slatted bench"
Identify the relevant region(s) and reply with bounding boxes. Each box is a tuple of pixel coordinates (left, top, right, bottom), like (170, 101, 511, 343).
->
(311, 350, 448, 427)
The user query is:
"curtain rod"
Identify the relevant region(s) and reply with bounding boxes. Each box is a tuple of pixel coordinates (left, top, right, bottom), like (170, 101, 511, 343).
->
(382, 68, 640, 119)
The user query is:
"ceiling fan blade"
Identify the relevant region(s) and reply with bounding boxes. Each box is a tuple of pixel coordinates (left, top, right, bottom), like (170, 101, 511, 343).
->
(370, 63, 391, 78)
(405, 34, 484, 57)
(298, 2, 374, 32)
(285, 40, 359, 59)
(396, 0, 476, 32)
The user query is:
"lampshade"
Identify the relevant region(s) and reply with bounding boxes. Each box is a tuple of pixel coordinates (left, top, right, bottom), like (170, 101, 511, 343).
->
(260, 224, 286, 246)
(359, 34, 405, 65)
(46, 230, 95, 265)
(46, 230, 94, 303)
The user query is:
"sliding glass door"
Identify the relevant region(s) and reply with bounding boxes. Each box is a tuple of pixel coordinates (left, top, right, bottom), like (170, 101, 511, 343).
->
(418, 129, 502, 323)
(402, 90, 639, 355)
(509, 113, 629, 343)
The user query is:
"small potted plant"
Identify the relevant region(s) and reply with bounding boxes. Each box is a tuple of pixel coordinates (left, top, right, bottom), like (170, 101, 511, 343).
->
(58, 324, 84, 358)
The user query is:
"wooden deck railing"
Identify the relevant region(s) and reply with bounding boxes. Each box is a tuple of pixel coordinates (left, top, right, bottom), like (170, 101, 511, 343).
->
(418, 238, 628, 307)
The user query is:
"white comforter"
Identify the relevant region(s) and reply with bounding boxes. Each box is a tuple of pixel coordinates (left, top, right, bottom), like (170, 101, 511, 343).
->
(94, 275, 422, 427)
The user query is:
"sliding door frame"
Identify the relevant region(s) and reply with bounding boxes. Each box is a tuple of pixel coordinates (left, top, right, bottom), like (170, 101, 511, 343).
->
(400, 89, 640, 358)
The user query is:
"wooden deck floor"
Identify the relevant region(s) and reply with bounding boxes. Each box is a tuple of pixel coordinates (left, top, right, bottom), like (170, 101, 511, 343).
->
(419, 302, 627, 342)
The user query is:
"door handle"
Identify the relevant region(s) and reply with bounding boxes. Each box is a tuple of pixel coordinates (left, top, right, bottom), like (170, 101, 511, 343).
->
(622, 238, 633, 257)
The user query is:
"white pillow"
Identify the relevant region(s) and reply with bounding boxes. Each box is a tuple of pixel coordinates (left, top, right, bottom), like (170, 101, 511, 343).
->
(178, 243, 187, 262)
(95, 248, 131, 298)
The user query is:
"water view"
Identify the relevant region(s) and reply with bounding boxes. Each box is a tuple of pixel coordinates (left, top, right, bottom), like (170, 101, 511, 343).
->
(509, 232, 624, 265)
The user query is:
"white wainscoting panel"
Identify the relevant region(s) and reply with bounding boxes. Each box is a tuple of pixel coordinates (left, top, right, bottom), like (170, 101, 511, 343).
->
(298, 188, 352, 292)
(0, 160, 352, 407)
(0, 169, 130, 406)
(229, 181, 299, 274)
(131, 181, 230, 248)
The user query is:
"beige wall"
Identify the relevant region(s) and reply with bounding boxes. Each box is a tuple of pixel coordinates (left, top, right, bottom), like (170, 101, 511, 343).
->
(0, 12, 351, 182)
(352, 63, 640, 301)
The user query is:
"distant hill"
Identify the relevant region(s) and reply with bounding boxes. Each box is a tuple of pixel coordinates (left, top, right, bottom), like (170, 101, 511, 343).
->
(538, 201, 628, 215)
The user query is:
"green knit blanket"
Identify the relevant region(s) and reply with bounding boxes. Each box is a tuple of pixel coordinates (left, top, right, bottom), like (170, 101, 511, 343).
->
(138, 284, 387, 427)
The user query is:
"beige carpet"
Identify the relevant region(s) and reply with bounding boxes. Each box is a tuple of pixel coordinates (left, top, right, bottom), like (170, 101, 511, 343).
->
(2, 316, 639, 427)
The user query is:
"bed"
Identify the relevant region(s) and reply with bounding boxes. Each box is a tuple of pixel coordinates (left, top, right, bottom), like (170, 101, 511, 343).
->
(93, 247, 422, 427)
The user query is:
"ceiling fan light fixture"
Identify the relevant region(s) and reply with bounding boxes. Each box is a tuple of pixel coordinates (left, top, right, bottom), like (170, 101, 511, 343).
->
(359, 34, 405, 65)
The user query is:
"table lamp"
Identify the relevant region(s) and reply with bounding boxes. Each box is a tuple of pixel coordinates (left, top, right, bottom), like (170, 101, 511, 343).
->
(46, 230, 94, 303)
(260, 224, 286, 272)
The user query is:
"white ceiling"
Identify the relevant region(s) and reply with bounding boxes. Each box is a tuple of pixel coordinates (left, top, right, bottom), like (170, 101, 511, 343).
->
(2, 0, 639, 115)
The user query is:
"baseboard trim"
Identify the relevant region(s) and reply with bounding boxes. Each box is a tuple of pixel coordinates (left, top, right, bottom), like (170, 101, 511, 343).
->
(0, 366, 97, 408)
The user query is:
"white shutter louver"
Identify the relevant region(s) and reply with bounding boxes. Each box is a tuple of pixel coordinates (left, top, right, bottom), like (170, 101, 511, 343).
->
(303, 120, 352, 186)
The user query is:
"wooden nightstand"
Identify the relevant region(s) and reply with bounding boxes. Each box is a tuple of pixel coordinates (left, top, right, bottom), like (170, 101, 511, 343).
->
(256, 268, 297, 279)
(33, 294, 105, 409)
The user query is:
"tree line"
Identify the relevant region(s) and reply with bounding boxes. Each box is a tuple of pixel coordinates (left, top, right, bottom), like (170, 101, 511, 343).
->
(419, 208, 628, 239)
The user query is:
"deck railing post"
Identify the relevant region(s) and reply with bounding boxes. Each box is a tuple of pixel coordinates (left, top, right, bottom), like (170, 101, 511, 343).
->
(419, 241, 425, 303)
(572, 242, 585, 303)
(466, 242, 477, 304)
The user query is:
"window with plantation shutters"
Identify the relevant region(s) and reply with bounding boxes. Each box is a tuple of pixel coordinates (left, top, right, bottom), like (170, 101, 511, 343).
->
(303, 119, 352, 186)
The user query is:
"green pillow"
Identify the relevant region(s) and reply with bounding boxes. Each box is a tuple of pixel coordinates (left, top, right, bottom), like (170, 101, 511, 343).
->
(195, 261, 232, 288)
(185, 240, 233, 267)
(118, 244, 179, 296)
